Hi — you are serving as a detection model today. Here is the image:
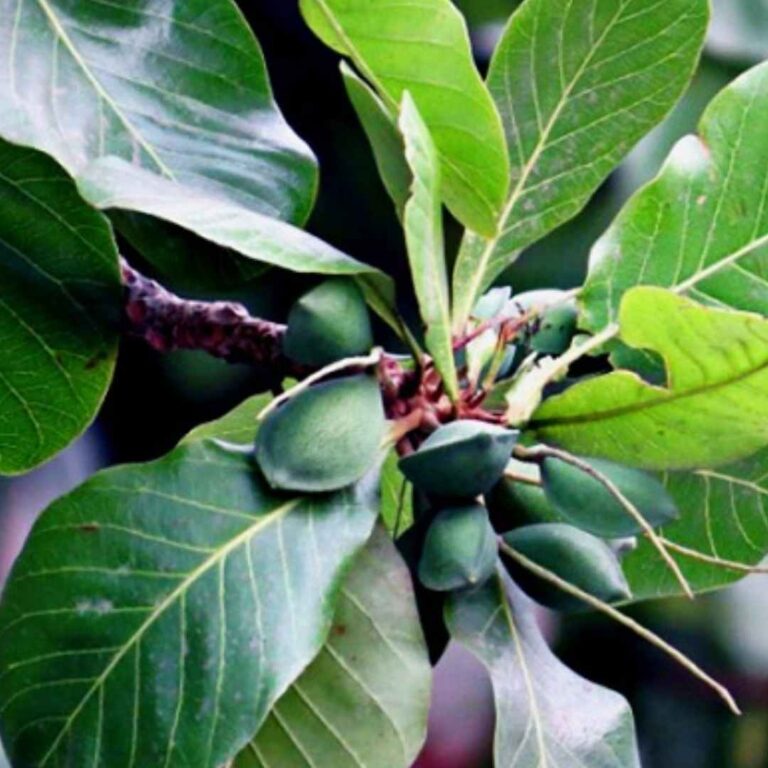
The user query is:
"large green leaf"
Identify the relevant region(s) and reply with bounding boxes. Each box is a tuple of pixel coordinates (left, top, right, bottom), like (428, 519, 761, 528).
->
(0, 0, 316, 225)
(531, 287, 768, 470)
(582, 61, 768, 333)
(299, 0, 509, 236)
(447, 570, 640, 768)
(0, 140, 119, 476)
(533, 287, 768, 470)
(77, 159, 395, 305)
(399, 95, 459, 401)
(624, 447, 768, 601)
(238, 526, 431, 768)
(0, 441, 379, 767)
(451, 0, 709, 330)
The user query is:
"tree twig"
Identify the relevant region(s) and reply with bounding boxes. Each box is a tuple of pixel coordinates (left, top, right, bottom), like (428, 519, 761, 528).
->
(499, 539, 741, 715)
(120, 258, 297, 374)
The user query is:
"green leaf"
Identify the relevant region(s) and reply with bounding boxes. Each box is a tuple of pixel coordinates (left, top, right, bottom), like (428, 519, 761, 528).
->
(0, 140, 120, 475)
(399, 95, 459, 401)
(181, 393, 275, 447)
(533, 287, 768, 470)
(238, 526, 431, 768)
(111, 212, 269, 293)
(380, 450, 414, 537)
(624, 448, 768, 600)
(0, 0, 316, 225)
(451, 0, 709, 330)
(582, 61, 768, 334)
(447, 570, 641, 768)
(0, 441, 379, 767)
(300, 0, 509, 235)
(77, 159, 395, 303)
(341, 63, 410, 221)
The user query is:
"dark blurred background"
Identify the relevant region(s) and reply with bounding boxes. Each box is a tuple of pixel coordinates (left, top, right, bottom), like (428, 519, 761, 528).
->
(3, 1, 768, 766)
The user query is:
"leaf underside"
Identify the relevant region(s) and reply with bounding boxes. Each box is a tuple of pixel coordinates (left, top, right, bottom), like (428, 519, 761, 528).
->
(447, 570, 641, 768)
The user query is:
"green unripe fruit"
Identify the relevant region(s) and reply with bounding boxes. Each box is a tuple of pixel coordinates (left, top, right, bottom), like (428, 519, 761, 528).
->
(486, 467, 563, 533)
(419, 504, 498, 591)
(502, 524, 631, 611)
(541, 456, 679, 538)
(399, 421, 518, 499)
(283, 278, 373, 366)
(255, 375, 385, 492)
(530, 304, 579, 356)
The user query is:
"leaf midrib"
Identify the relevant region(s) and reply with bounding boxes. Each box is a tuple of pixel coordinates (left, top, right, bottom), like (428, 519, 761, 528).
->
(533, 350, 768, 429)
(455, 0, 629, 328)
(497, 573, 549, 767)
(38, 497, 300, 766)
(30, 0, 175, 178)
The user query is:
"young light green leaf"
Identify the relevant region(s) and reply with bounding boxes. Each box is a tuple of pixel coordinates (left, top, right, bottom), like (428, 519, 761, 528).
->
(238, 527, 431, 768)
(447, 570, 641, 768)
(300, 0, 509, 235)
(0, 140, 120, 476)
(533, 288, 768, 470)
(0, 441, 379, 767)
(451, 0, 709, 330)
(77, 159, 395, 306)
(399, 95, 459, 401)
(623, 447, 768, 601)
(341, 63, 410, 221)
(582, 60, 768, 333)
(0, 0, 316, 225)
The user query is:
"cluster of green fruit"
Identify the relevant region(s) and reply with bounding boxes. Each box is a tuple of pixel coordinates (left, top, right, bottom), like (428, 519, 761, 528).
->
(253, 278, 679, 617)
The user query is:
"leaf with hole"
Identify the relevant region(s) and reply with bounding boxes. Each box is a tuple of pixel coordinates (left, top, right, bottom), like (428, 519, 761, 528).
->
(451, 0, 709, 329)
(534, 288, 768, 470)
(0, 439, 379, 768)
(0, 140, 120, 476)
